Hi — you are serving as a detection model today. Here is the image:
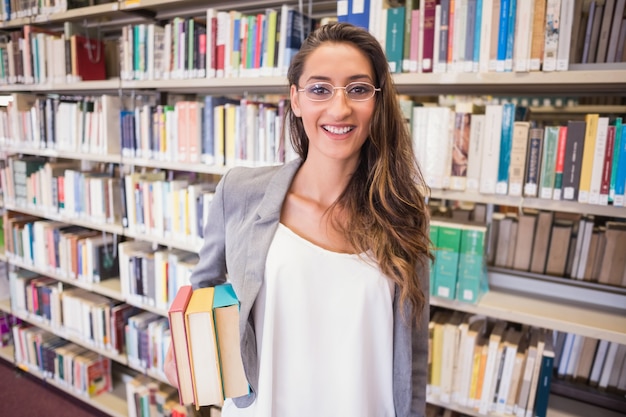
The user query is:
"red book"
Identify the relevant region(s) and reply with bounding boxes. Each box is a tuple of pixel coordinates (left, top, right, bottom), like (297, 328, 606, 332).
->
(421, 0, 437, 73)
(70, 35, 106, 81)
(168, 285, 194, 405)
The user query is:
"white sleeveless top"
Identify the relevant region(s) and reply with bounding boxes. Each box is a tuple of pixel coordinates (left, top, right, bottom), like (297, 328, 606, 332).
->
(222, 223, 395, 417)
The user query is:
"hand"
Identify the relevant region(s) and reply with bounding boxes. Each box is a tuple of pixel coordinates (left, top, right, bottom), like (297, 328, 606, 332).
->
(164, 342, 179, 388)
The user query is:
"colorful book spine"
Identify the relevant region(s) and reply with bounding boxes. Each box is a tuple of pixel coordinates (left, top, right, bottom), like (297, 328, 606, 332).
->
(496, 102, 515, 194)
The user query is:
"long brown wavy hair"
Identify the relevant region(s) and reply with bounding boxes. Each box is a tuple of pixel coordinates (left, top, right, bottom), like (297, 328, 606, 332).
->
(285, 22, 433, 324)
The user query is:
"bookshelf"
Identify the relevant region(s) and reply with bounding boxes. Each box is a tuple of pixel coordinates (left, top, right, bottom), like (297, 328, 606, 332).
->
(0, 1, 625, 417)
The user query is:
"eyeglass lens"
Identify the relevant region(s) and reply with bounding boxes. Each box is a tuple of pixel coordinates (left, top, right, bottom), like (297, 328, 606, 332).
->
(302, 82, 378, 101)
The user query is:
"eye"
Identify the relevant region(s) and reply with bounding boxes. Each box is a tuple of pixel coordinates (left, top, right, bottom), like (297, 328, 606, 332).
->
(306, 83, 333, 97)
(347, 83, 373, 98)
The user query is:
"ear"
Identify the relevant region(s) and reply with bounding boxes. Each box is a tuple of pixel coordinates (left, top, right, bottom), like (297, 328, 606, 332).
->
(290, 84, 302, 117)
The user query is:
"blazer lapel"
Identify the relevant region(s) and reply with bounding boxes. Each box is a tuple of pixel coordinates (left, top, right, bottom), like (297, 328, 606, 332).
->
(240, 159, 302, 318)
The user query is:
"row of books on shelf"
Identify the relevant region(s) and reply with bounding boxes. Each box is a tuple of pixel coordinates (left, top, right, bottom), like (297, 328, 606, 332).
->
(5, 0, 626, 87)
(339, 0, 626, 74)
(4, 92, 626, 208)
(120, 5, 312, 82)
(1, 3, 311, 86)
(487, 209, 626, 288)
(1, 93, 294, 167)
(412, 102, 626, 207)
(428, 309, 626, 417)
(3, 219, 198, 313)
(0, 22, 115, 86)
(0, 0, 114, 22)
(1, 158, 219, 247)
(12, 322, 113, 397)
(7, 266, 187, 381)
(3, 213, 120, 284)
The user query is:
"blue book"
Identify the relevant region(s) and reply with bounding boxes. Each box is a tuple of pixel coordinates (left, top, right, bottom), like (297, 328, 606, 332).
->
(473, 0, 483, 71)
(465, 0, 477, 69)
(533, 331, 555, 417)
(434, 224, 462, 300)
(504, 0, 516, 72)
(212, 283, 239, 309)
(609, 117, 623, 201)
(348, 0, 370, 30)
(613, 122, 626, 205)
(496, 0, 510, 72)
(496, 102, 516, 194)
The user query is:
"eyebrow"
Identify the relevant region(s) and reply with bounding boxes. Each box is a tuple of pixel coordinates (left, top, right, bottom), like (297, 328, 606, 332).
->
(305, 74, 373, 84)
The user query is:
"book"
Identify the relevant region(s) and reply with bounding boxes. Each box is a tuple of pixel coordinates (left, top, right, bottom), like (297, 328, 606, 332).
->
(578, 114, 600, 203)
(434, 223, 462, 300)
(532, 330, 555, 417)
(212, 283, 248, 399)
(456, 224, 488, 304)
(69, 35, 107, 81)
(523, 127, 544, 197)
(185, 286, 223, 407)
(167, 285, 194, 405)
(561, 120, 587, 201)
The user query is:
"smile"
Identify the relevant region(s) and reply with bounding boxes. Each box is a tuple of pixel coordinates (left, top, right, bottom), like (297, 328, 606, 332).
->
(323, 125, 354, 134)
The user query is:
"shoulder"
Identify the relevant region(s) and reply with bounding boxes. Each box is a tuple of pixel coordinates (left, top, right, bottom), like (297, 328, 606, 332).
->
(221, 159, 302, 194)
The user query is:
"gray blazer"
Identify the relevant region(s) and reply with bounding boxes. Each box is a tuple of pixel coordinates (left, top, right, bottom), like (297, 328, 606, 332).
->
(189, 158, 429, 417)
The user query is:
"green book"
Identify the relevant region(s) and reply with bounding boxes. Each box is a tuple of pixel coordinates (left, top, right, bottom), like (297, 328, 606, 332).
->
(385, 6, 406, 74)
(539, 126, 560, 199)
(456, 225, 488, 304)
(434, 224, 462, 300)
(609, 117, 623, 202)
(429, 222, 440, 296)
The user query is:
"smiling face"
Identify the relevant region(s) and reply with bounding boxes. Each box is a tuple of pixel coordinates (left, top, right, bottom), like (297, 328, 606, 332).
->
(290, 42, 376, 168)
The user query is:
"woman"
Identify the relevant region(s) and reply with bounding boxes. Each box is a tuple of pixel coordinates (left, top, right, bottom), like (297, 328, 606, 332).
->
(165, 22, 432, 417)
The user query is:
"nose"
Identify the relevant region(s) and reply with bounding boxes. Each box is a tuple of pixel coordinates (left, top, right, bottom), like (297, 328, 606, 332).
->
(327, 87, 352, 118)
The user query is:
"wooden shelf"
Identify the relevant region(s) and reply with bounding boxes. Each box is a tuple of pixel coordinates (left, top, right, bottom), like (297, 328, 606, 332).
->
(1, 69, 624, 95)
(3, 203, 124, 235)
(427, 392, 626, 417)
(429, 189, 626, 218)
(431, 284, 626, 345)
(2, 146, 123, 164)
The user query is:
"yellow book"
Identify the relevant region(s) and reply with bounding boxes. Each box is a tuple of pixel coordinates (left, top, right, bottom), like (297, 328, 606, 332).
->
(185, 287, 223, 408)
(429, 310, 449, 399)
(224, 103, 238, 167)
(578, 113, 599, 203)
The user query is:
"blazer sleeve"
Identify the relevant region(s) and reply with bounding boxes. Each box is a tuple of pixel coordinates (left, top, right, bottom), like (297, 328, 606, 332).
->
(412, 260, 430, 416)
(189, 171, 229, 290)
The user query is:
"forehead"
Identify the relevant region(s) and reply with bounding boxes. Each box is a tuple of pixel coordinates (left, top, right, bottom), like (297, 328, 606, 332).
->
(300, 42, 374, 82)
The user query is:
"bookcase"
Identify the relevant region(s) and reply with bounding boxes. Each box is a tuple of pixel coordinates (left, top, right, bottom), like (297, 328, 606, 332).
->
(0, 1, 625, 417)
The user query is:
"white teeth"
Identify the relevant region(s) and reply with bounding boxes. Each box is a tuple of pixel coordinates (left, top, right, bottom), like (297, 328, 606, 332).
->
(324, 125, 352, 134)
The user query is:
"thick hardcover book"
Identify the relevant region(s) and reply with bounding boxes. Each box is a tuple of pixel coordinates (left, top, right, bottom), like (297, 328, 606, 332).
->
(168, 285, 194, 405)
(552, 126, 568, 200)
(213, 283, 249, 399)
(70, 35, 106, 81)
(532, 330, 555, 417)
(578, 113, 599, 203)
(561, 120, 586, 201)
(185, 286, 223, 407)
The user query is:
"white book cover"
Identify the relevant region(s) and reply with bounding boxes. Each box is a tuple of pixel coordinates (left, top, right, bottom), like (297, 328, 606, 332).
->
(588, 117, 609, 204)
(424, 106, 453, 189)
(556, 0, 575, 70)
(513, 0, 534, 72)
(542, 0, 562, 71)
(479, 0, 495, 72)
(479, 104, 503, 194)
(466, 114, 485, 192)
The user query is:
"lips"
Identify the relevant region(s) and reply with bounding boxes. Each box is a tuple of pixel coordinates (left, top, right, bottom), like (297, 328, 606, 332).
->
(322, 125, 354, 134)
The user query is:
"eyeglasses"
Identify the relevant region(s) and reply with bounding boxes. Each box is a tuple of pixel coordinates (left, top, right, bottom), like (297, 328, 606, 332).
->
(297, 82, 381, 102)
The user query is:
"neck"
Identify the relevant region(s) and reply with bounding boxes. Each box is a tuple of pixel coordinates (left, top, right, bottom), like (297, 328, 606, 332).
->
(293, 155, 358, 208)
